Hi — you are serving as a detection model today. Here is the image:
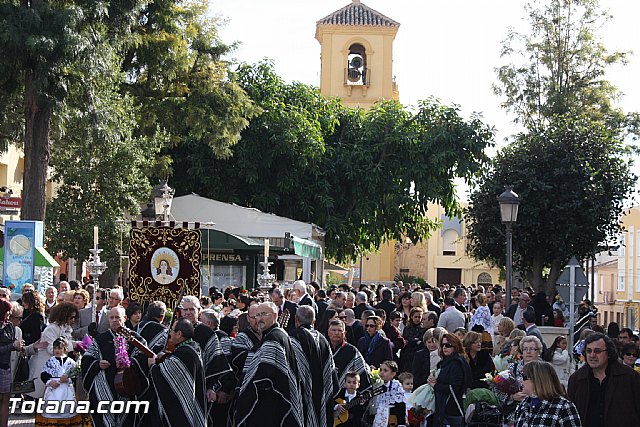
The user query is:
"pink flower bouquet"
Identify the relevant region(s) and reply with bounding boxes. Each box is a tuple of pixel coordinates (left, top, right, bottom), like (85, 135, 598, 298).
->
(482, 370, 521, 395)
(115, 335, 131, 369)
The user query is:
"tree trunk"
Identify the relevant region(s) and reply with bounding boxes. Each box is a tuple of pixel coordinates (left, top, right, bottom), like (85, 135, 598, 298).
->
(530, 254, 545, 293)
(544, 259, 564, 301)
(22, 69, 51, 221)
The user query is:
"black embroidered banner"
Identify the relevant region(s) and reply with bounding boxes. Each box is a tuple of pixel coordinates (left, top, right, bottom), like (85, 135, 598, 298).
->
(128, 226, 201, 308)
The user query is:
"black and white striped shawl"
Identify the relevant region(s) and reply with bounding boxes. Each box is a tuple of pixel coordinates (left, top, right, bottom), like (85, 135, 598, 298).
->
(235, 325, 303, 427)
(150, 340, 207, 427)
(193, 322, 233, 390)
(81, 329, 147, 427)
(332, 341, 373, 392)
(290, 326, 339, 427)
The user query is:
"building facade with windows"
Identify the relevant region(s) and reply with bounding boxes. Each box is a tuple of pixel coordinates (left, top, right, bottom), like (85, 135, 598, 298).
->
(595, 206, 640, 330)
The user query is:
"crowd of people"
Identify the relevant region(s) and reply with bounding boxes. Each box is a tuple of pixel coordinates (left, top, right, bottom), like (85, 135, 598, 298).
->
(0, 279, 638, 427)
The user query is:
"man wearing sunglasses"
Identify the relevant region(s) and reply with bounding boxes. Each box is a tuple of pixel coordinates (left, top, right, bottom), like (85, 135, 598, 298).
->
(74, 288, 108, 340)
(235, 302, 303, 427)
(568, 332, 640, 427)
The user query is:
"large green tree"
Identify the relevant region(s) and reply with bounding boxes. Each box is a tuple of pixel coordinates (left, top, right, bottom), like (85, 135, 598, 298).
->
(120, 0, 259, 175)
(467, 0, 638, 294)
(493, 0, 629, 127)
(465, 115, 636, 295)
(45, 43, 159, 271)
(0, 0, 257, 222)
(170, 62, 494, 261)
(0, 0, 142, 220)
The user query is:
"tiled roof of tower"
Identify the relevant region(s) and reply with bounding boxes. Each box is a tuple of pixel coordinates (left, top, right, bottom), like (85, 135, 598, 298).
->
(317, 1, 399, 27)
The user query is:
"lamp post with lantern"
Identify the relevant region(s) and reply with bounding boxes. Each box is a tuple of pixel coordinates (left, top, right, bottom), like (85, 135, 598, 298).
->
(497, 186, 520, 309)
(153, 181, 175, 222)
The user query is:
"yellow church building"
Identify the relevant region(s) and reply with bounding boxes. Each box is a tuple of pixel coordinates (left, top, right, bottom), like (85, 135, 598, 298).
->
(316, 1, 500, 287)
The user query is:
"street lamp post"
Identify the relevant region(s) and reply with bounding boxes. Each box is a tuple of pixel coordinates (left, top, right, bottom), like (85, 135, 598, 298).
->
(153, 181, 175, 222)
(498, 186, 520, 309)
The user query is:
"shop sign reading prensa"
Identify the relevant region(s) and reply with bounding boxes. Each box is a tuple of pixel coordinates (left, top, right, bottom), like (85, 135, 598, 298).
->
(128, 226, 201, 308)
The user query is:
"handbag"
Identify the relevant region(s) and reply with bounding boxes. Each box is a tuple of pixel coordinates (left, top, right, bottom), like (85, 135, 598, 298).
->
(14, 353, 29, 382)
(11, 354, 35, 394)
(442, 385, 466, 427)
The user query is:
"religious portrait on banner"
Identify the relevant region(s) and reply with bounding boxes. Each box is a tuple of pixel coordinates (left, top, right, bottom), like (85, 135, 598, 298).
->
(151, 248, 180, 285)
(128, 226, 201, 308)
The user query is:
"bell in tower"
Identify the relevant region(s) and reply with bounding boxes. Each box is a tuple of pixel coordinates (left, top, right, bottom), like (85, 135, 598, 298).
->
(346, 43, 367, 85)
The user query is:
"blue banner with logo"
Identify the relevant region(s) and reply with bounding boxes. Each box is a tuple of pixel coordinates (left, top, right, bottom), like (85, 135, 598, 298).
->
(3, 221, 43, 295)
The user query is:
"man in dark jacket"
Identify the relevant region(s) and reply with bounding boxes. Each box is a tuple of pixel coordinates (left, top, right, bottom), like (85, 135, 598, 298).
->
(567, 333, 640, 427)
(374, 289, 396, 317)
(505, 292, 535, 327)
(269, 287, 298, 334)
(353, 292, 374, 321)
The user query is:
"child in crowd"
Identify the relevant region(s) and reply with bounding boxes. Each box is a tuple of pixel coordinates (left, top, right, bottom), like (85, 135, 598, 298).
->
(453, 327, 467, 341)
(398, 372, 414, 419)
(371, 360, 406, 427)
(389, 311, 402, 331)
(39, 337, 81, 425)
(334, 371, 366, 427)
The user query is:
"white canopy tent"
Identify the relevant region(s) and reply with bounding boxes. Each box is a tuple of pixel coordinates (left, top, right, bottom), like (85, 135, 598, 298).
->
(171, 194, 324, 284)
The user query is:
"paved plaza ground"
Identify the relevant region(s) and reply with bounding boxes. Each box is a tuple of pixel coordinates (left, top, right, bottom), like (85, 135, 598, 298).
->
(8, 413, 34, 427)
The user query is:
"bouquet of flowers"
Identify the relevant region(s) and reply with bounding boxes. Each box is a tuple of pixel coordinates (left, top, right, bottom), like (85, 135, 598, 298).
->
(481, 370, 521, 396)
(408, 406, 428, 427)
(74, 335, 93, 352)
(407, 368, 437, 426)
(576, 354, 586, 370)
(493, 353, 519, 372)
(65, 355, 83, 379)
(115, 335, 131, 369)
(370, 368, 383, 388)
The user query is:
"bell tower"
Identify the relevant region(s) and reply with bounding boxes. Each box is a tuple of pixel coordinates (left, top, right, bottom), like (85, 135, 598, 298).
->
(315, 0, 400, 109)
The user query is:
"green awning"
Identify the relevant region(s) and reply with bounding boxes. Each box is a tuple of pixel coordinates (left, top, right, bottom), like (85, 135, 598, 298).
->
(35, 247, 59, 268)
(292, 236, 322, 259)
(0, 247, 59, 268)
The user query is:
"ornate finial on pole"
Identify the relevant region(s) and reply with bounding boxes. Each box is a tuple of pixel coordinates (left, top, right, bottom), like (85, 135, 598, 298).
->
(88, 228, 107, 321)
(257, 239, 275, 291)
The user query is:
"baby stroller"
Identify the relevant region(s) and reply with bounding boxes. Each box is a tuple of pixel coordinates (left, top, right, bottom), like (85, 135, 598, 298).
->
(466, 402, 503, 427)
(464, 388, 504, 427)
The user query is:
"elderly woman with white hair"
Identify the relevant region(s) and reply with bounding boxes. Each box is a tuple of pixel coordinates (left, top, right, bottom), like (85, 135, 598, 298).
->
(497, 335, 544, 423)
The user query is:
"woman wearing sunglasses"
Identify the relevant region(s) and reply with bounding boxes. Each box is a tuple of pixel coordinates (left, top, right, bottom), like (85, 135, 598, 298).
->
(427, 333, 472, 427)
(357, 315, 393, 369)
(620, 343, 639, 369)
(513, 360, 581, 427)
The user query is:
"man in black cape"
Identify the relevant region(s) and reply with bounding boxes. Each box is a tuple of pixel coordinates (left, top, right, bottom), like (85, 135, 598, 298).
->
(328, 319, 372, 392)
(148, 318, 207, 427)
(81, 307, 148, 427)
(136, 301, 168, 353)
(133, 301, 167, 427)
(182, 296, 234, 426)
(234, 302, 303, 427)
(290, 305, 339, 427)
(199, 308, 237, 424)
(230, 304, 261, 379)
